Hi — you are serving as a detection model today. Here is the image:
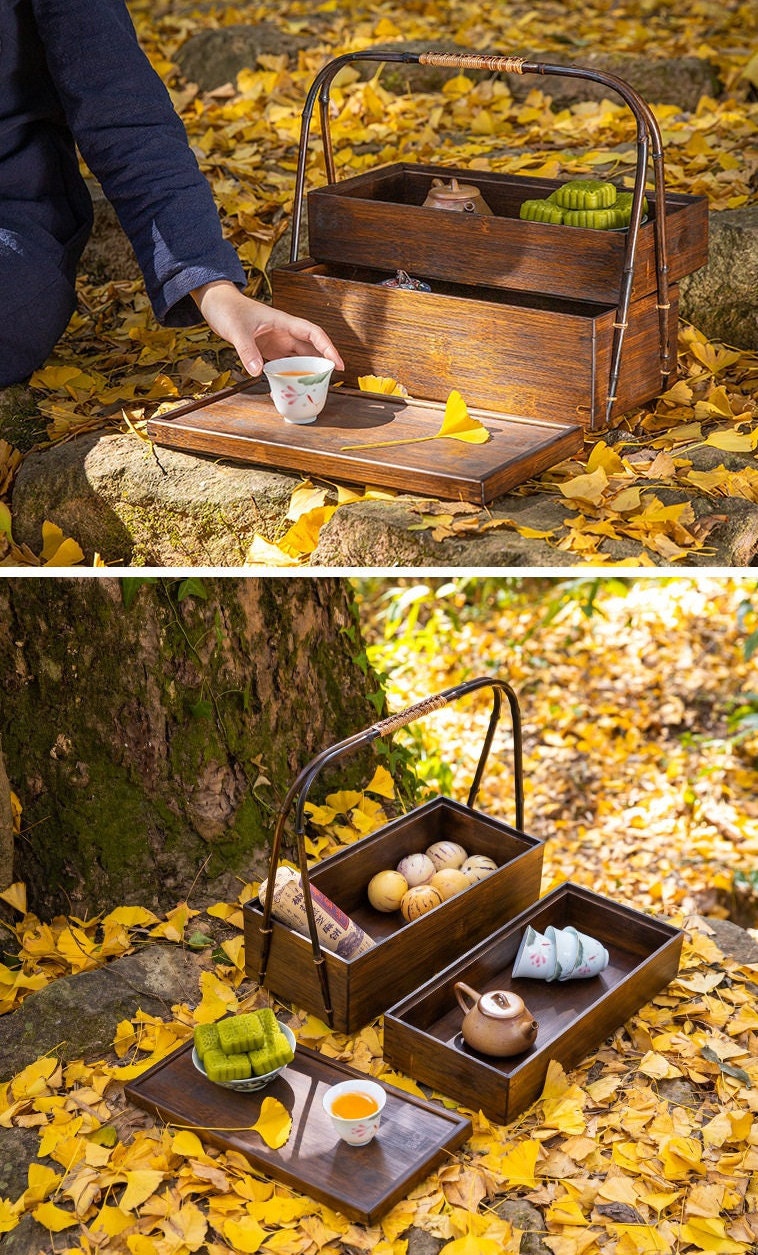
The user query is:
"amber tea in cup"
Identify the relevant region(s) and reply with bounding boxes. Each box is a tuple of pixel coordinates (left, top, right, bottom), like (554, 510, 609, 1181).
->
(323, 1078, 386, 1146)
(330, 1090, 379, 1119)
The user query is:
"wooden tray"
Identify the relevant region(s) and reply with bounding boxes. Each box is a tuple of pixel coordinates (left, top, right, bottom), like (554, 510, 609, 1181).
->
(383, 882, 683, 1124)
(245, 796, 544, 1034)
(125, 1040, 471, 1223)
(147, 383, 582, 505)
(306, 162, 708, 306)
(273, 262, 674, 429)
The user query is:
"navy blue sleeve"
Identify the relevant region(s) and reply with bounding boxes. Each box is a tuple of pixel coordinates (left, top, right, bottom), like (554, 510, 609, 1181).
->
(30, 0, 246, 324)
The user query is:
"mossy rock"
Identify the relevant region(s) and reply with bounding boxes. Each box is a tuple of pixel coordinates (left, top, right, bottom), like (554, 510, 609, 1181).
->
(0, 385, 45, 454)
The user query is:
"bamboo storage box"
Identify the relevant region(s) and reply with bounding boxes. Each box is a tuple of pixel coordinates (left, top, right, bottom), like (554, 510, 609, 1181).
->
(305, 162, 708, 307)
(273, 261, 674, 428)
(244, 796, 544, 1034)
(245, 678, 543, 1034)
(383, 882, 684, 1124)
(275, 50, 710, 431)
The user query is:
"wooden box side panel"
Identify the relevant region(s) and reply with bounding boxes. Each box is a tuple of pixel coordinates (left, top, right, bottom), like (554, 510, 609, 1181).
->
(244, 912, 353, 1027)
(273, 265, 600, 423)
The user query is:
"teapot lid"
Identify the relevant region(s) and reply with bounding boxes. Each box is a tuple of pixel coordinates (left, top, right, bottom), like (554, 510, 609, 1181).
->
(429, 177, 482, 200)
(479, 990, 525, 1019)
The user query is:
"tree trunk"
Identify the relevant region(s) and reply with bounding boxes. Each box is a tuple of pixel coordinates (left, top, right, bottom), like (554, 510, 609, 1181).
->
(0, 577, 383, 916)
(0, 738, 13, 894)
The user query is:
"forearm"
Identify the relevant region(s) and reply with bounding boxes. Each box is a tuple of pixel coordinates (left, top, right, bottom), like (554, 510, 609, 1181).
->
(32, 0, 245, 323)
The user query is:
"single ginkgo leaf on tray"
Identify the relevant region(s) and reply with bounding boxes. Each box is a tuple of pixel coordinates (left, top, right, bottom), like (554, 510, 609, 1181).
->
(436, 389, 490, 443)
(252, 1097, 292, 1149)
(342, 389, 489, 451)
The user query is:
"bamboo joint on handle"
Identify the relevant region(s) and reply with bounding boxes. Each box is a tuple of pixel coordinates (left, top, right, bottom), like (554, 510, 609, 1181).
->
(419, 52, 526, 73)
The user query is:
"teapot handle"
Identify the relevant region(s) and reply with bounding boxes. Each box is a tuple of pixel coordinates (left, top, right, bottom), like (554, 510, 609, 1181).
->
(454, 982, 481, 1014)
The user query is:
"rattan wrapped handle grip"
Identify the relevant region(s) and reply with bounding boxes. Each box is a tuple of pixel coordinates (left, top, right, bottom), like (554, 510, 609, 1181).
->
(419, 52, 527, 73)
(372, 693, 448, 736)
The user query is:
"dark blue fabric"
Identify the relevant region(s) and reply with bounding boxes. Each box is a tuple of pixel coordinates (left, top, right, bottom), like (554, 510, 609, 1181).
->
(0, 0, 246, 381)
(0, 222, 81, 385)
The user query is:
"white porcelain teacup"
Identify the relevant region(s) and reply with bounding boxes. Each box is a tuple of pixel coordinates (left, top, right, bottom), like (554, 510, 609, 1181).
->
(546, 925, 580, 981)
(263, 355, 335, 424)
(565, 927, 609, 978)
(322, 1079, 386, 1146)
(512, 925, 557, 981)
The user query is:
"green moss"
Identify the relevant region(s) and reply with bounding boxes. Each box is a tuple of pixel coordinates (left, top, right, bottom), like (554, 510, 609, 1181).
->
(0, 386, 46, 453)
(118, 502, 250, 566)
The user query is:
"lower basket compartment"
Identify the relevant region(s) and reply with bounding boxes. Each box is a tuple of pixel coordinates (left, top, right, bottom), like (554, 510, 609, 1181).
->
(383, 882, 683, 1124)
(272, 260, 678, 429)
(244, 796, 544, 1034)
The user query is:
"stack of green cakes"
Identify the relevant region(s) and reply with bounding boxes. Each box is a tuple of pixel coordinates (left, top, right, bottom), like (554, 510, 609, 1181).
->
(194, 1009, 295, 1084)
(519, 179, 648, 230)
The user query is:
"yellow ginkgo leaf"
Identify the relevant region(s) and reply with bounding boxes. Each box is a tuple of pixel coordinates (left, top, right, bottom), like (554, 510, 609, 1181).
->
(559, 466, 609, 504)
(0, 1199, 21, 1235)
(32, 1201, 80, 1232)
(279, 506, 337, 558)
(365, 765, 395, 799)
(704, 428, 758, 452)
(118, 1169, 166, 1212)
(220, 935, 245, 970)
(252, 1097, 292, 1149)
(325, 789, 364, 814)
(223, 1217, 267, 1253)
(0, 502, 12, 540)
(286, 481, 329, 522)
(436, 390, 490, 443)
(0, 882, 26, 913)
(490, 1140, 539, 1187)
(439, 1237, 503, 1255)
(342, 390, 489, 451)
(358, 374, 408, 395)
(102, 906, 158, 928)
(245, 534, 301, 567)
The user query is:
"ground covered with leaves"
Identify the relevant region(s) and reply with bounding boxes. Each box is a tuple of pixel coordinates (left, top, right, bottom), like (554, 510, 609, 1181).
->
(2, 576, 758, 1252)
(1, 0, 757, 564)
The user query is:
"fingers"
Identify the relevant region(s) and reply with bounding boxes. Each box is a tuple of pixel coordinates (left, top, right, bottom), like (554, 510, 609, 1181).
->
(267, 310, 344, 370)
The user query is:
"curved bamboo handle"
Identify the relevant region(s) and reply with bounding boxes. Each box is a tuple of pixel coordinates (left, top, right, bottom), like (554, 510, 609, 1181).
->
(257, 675, 526, 1019)
(288, 49, 672, 423)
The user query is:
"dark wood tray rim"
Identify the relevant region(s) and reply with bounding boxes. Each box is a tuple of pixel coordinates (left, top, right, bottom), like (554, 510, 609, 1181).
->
(146, 383, 584, 507)
(125, 1040, 471, 1223)
(309, 159, 704, 204)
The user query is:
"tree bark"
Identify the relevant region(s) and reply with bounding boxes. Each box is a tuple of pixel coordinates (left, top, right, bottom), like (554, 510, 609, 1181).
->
(0, 737, 13, 894)
(0, 577, 383, 916)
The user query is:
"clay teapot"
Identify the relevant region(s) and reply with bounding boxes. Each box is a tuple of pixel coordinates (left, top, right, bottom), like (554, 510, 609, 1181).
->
(454, 982, 538, 1057)
(422, 177, 493, 215)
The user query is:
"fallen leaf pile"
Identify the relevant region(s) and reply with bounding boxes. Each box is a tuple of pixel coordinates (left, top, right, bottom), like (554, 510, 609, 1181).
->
(1, 0, 756, 563)
(2, 577, 758, 1250)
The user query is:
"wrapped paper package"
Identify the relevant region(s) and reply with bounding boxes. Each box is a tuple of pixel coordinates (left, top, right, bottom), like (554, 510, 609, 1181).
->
(259, 867, 375, 959)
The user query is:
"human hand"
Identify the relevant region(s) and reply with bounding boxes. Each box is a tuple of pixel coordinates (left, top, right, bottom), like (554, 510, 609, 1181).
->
(191, 280, 344, 376)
